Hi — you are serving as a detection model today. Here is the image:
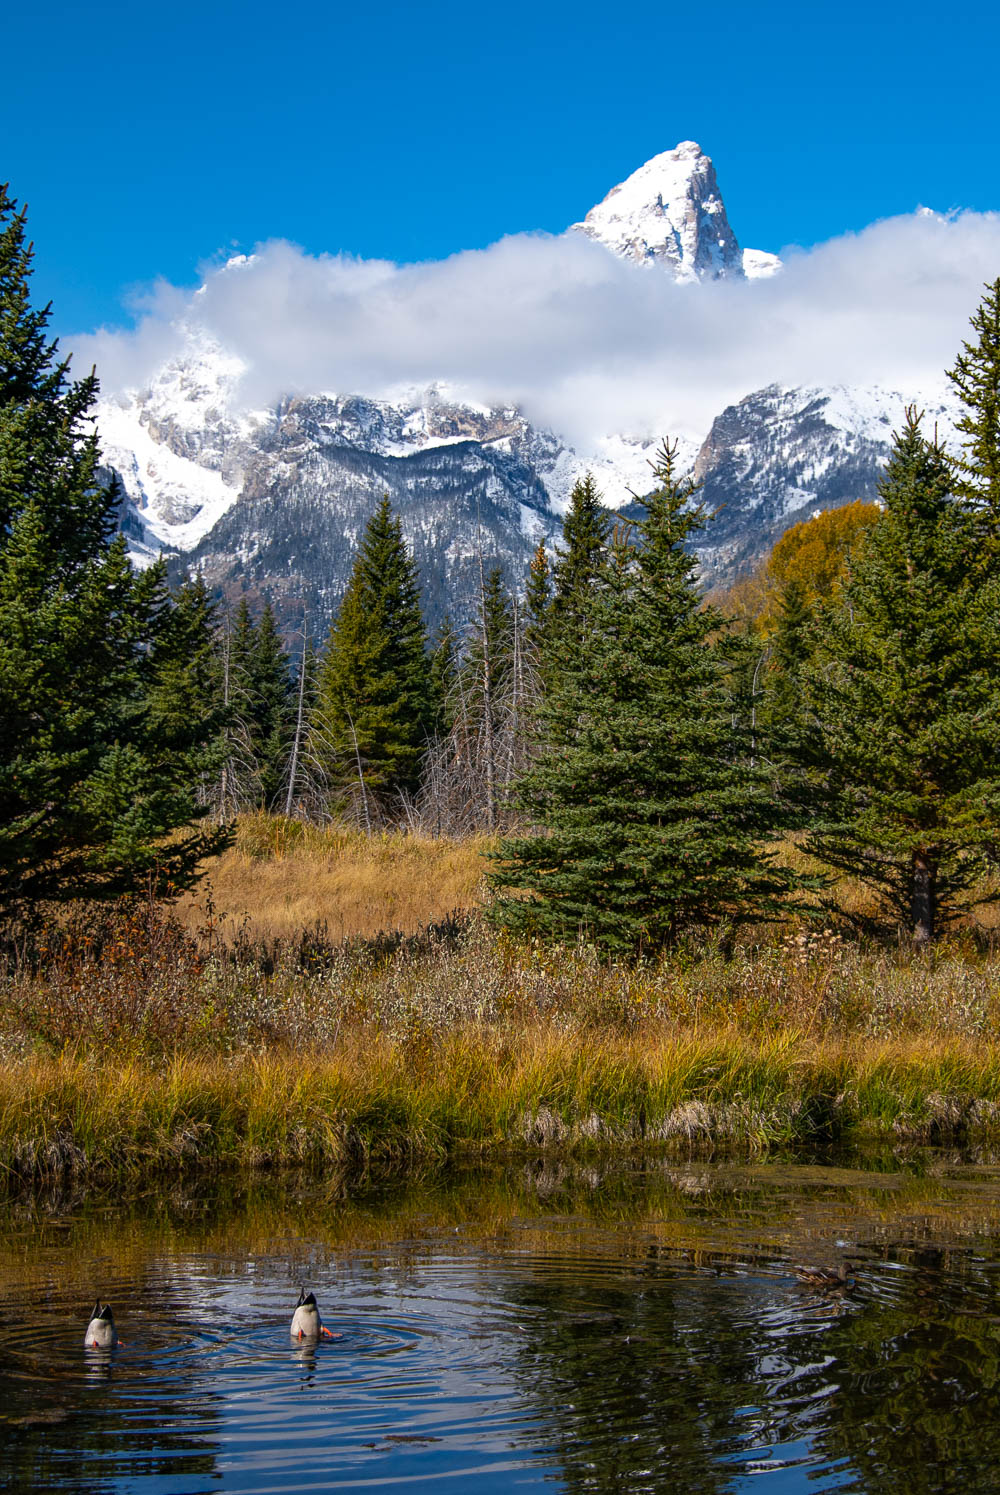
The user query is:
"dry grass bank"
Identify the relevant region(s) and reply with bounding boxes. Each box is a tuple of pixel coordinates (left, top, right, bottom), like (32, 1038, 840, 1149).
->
(4, 1030, 1000, 1188)
(6, 819, 1000, 1187)
(169, 818, 1000, 944)
(173, 814, 490, 941)
(5, 894, 1000, 1184)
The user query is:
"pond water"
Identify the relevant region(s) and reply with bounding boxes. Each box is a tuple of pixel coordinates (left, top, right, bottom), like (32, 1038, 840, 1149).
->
(3, 1152, 1000, 1493)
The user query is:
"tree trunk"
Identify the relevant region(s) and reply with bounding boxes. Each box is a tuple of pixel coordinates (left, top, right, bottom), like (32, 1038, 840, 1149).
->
(284, 624, 309, 818)
(218, 613, 231, 821)
(477, 546, 496, 834)
(911, 850, 936, 947)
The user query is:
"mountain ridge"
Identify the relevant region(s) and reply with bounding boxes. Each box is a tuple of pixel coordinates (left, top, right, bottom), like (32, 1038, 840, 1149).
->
(96, 143, 956, 628)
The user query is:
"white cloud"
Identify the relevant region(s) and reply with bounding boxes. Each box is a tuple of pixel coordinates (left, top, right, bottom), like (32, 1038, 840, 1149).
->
(71, 207, 1000, 448)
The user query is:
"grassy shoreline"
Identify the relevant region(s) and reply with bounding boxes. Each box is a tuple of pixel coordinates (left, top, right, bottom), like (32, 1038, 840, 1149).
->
(7, 821, 1000, 1191)
(6, 1028, 1000, 1189)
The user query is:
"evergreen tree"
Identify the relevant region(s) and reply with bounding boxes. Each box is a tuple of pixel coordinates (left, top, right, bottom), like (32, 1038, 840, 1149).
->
(249, 602, 294, 808)
(311, 496, 431, 821)
(0, 185, 227, 922)
(0, 190, 106, 566)
(460, 565, 515, 712)
(211, 600, 257, 818)
(492, 443, 801, 952)
(229, 597, 257, 692)
(804, 410, 1000, 943)
(524, 540, 553, 655)
(549, 473, 609, 645)
(220, 598, 294, 810)
(758, 576, 814, 753)
(145, 572, 227, 809)
(947, 276, 1000, 524)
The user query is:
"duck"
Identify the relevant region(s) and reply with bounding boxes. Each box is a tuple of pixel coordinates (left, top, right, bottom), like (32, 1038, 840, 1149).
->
(290, 1289, 335, 1340)
(84, 1301, 119, 1349)
(794, 1261, 855, 1291)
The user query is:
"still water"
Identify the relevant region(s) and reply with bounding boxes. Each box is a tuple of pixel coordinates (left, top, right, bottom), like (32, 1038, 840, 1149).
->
(3, 1154, 1000, 1493)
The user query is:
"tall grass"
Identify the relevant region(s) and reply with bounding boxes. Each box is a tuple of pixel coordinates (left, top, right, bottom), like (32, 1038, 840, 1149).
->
(5, 1027, 1000, 1188)
(5, 821, 1000, 1187)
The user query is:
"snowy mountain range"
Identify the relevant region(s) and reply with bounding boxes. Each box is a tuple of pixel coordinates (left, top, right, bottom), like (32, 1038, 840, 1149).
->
(97, 142, 959, 630)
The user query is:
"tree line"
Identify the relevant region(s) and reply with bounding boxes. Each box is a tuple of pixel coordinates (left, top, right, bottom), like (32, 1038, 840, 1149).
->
(4, 176, 1000, 949)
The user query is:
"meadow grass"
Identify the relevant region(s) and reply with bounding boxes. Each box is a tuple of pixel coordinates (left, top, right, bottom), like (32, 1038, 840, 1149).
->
(5, 820, 1000, 1187)
(173, 813, 489, 941)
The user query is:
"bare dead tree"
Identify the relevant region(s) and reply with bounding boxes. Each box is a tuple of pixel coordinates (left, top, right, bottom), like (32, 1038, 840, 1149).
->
(414, 590, 543, 836)
(283, 619, 311, 818)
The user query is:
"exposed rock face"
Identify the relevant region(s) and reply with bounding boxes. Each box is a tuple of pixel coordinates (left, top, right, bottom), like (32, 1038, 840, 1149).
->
(98, 342, 662, 628)
(573, 141, 775, 281)
(168, 393, 559, 633)
(692, 384, 959, 579)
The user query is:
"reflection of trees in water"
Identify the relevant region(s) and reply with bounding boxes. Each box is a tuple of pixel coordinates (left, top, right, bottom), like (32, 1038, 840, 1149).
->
(505, 1238, 1000, 1495)
(0, 1254, 225, 1494)
(504, 1247, 790, 1494)
(815, 1245, 1000, 1495)
(7, 1167, 1000, 1493)
(0, 1365, 223, 1495)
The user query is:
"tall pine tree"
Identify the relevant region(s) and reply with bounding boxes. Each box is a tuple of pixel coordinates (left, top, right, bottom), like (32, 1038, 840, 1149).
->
(804, 410, 1000, 942)
(947, 276, 1000, 525)
(311, 497, 431, 822)
(548, 473, 609, 651)
(524, 540, 553, 658)
(428, 614, 460, 734)
(492, 443, 801, 952)
(0, 185, 227, 923)
(249, 602, 295, 809)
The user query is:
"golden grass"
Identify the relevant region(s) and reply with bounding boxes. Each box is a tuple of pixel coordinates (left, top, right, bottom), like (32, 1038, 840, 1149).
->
(5, 1026, 1000, 1188)
(8, 819, 1000, 1188)
(167, 818, 1000, 946)
(173, 814, 491, 941)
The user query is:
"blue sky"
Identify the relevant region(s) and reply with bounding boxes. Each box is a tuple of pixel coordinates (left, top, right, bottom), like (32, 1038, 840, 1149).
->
(4, 0, 998, 340)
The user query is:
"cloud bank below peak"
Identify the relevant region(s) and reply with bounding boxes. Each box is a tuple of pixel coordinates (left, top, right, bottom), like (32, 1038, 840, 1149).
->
(73, 206, 1000, 446)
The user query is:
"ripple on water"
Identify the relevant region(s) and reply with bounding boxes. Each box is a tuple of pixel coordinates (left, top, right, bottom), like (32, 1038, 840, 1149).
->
(5, 1164, 1000, 1493)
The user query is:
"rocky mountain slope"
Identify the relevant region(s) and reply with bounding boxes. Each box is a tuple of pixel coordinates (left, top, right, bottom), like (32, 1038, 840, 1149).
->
(694, 383, 959, 576)
(97, 142, 953, 629)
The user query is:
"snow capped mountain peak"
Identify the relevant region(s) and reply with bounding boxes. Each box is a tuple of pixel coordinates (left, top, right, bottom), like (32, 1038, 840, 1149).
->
(573, 141, 742, 280)
(573, 141, 780, 283)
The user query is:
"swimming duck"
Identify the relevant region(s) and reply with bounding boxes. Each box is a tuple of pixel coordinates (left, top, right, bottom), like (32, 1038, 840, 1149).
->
(794, 1261, 855, 1291)
(290, 1289, 334, 1340)
(84, 1301, 119, 1349)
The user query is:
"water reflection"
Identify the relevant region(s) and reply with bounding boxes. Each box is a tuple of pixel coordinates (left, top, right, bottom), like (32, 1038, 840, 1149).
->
(3, 1155, 1000, 1492)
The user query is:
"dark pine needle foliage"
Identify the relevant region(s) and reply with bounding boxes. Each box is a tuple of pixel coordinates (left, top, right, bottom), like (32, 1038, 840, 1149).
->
(492, 442, 806, 954)
(805, 410, 1000, 944)
(311, 495, 432, 820)
(0, 184, 228, 928)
